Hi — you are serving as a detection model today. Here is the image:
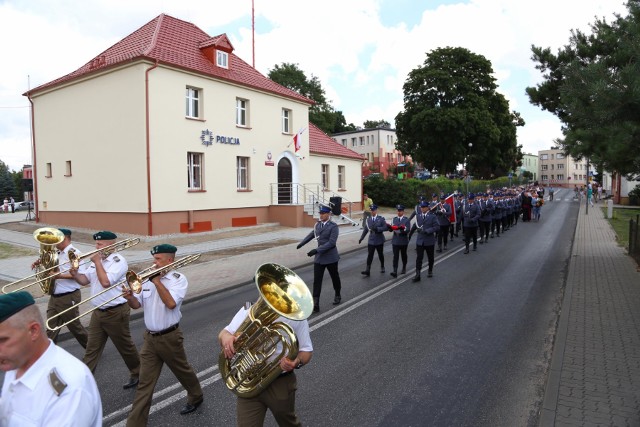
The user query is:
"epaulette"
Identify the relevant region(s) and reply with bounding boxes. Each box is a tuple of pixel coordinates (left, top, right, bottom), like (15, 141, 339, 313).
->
(49, 368, 67, 396)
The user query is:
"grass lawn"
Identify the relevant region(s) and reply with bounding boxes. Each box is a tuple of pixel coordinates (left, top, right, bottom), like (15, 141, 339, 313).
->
(0, 242, 38, 259)
(602, 207, 640, 250)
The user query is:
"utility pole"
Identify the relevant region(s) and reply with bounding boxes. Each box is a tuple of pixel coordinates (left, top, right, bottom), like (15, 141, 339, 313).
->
(585, 157, 590, 215)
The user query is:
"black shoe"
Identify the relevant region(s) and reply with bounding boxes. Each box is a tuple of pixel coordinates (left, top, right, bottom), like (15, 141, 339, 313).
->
(427, 271, 433, 278)
(473, 246, 477, 251)
(361, 270, 370, 277)
(401, 267, 406, 274)
(464, 248, 469, 254)
(333, 295, 341, 305)
(490, 234, 494, 238)
(443, 246, 448, 251)
(479, 239, 484, 244)
(123, 377, 139, 390)
(180, 398, 203, 415)
(412, 275, 421, 282)
(380, 267, 385, 273)
(390, 271, 397, 278)
(437, 247, 442, 253)
(313, 304, 320, 313)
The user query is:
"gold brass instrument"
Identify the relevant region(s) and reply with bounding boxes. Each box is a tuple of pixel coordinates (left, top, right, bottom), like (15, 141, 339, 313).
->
(2, 236, 141, 295)
(45, 253, 201, 332)
(219, 263, 313, 398)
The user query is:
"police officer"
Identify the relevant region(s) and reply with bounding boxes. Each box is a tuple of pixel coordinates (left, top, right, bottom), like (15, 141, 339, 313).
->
(436, 194, 452, 252)
(359, 204, 387, 276)
(0, 292, 102, 426)
(70, 230, 141, 389)
(462, 193, 481, 254)
(387, 204, 411, 277)
(124, 244, 204, 425)
(408, 200, 439, 281)
(297, 205, 342, 313)
(478, 193, 493, 244)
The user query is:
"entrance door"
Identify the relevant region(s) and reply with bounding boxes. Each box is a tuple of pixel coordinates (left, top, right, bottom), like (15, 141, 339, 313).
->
(277, 157, 292, 204)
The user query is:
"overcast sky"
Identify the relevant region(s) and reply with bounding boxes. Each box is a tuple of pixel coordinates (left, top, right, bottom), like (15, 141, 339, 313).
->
(0, 0, 629, 172)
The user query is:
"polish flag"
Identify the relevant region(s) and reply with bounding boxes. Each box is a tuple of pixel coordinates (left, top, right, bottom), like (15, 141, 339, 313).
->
(292, 127, 306, 152)
(444, 194, 456, 223)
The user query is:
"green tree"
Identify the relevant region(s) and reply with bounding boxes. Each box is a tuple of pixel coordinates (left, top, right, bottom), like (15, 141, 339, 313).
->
(268, 63, 356, 134)
(395, 47, 523, 178)
(0, 160, 18, 200)
(363, 119, 391, 129)
(527, 0, 640, 177)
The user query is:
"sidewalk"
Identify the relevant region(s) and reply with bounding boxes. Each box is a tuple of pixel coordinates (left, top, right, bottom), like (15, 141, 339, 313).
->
(540, 202, 640, 425)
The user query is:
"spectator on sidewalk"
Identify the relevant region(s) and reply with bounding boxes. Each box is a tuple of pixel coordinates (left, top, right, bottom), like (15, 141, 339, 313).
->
(9, 196, 15, 213)
(587, 184, 594, 207)
(362, 194, 373, 226)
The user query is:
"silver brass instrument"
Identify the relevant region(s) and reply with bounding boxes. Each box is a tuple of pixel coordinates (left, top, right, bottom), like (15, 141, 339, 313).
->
(46, 253, 200, 331)
(2, 236, 141, 295)
(219, 263, 313, 398)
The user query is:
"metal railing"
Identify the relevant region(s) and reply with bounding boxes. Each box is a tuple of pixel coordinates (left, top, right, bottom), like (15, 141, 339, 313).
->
(629, 214, 640, 264)
(269, 183, 356, 223)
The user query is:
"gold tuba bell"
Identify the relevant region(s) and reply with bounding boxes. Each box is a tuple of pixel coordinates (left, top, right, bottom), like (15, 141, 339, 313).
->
(32, 227, 65, 295)
(219, 263, 313, 398)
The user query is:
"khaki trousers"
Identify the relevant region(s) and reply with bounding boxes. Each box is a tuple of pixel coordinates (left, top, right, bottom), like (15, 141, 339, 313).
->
(126, 327, 203, 426)
(46, 289, 88, 348)
(236, 373, 300, 427)
(83, 303, 140, 376)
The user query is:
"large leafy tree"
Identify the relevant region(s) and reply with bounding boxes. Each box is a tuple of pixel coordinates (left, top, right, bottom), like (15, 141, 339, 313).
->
(395, 47, 523, 178)
(268, 63, 356, 134)
(0, 160, 18, 199)
(527, 0, 640, 177)
(363, 119, 391, 129)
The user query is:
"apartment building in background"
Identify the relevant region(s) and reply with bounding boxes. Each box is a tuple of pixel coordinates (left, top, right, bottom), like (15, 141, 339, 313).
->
(538, 148, 587, 188)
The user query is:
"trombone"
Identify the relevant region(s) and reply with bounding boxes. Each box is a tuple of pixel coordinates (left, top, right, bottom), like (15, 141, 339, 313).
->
(46, 253, 201, 332)
(2, 237, 140, 295)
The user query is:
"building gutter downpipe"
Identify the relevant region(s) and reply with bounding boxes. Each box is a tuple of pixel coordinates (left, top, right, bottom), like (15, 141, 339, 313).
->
(145, 60, 159, 236)
(27, 91, 38, 222)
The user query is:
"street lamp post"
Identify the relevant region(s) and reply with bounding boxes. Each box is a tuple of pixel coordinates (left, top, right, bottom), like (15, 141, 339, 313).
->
(465, 143, 473, 195)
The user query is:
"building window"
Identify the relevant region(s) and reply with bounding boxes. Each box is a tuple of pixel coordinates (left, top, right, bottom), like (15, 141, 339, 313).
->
(351, 138, 357, 147)
(551, 164, 555, 170)
(557, 153, 565, 159)
(338, 166, 345, 189)
(321, 164, 329, 190)
(341, 139, 347, 147)
(541, 175, 548, 181)
(186, 87, 200, 118)
(236, 98, 249, 127)
(187, 152, 203, 190)
(359, 137, 365, 146)
(45, 162, 52, 178)
(540, 154, 548, 160)
(237, 156, 250, 190)
(216, 50, 228, 68)
(558, 164, 564, 169)
(282, 109, 291, 133)
(541, 165, 548, 170)
(557, 174, 565, 180)
(65, 161, 72, 177)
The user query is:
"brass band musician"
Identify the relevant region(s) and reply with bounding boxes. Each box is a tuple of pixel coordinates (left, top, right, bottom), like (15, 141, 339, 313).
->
(219, 305, 313, 427)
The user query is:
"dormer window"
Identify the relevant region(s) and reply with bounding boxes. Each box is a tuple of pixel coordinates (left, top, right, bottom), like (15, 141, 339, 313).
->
(217, 50, 228, 68)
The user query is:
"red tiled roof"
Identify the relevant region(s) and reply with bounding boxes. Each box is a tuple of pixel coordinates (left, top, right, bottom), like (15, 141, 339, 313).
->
(309, 123, 364, 161)
(27, 14, 312, 105)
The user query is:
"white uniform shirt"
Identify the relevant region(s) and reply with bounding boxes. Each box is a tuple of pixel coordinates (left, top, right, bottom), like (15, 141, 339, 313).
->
(133, 270, 186, 332)
(53, 244, 82, 294)
(224, 306, 313, 368)
(84, 253, 128, 308)
(0, 340, 102, 427)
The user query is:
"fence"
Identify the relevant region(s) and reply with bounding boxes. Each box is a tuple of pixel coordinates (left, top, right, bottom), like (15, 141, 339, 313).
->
(630, 214, 640, 264)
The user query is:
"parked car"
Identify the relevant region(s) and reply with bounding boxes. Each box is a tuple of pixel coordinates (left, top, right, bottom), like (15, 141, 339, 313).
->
(363, 173, 382, 180)
(14, 201, 34, 211)
(416, 171, 431, 180)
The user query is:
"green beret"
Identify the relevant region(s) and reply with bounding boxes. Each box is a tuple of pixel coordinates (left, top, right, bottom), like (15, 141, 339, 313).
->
(93, 231, 117, 240)
(0, 292, 35, 323)
(150, 244, 177, 255)
(58, 228, 72, 236)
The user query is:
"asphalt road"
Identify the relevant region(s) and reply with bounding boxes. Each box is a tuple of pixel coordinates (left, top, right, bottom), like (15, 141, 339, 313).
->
(54, 193, 578, 426)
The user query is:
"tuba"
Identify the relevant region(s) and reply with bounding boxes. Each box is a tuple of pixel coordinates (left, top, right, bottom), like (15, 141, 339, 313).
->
(32, 227, 65, 295)
(219, 263, 313, 398)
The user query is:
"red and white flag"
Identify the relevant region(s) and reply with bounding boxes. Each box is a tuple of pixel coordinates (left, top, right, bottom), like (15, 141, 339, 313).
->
(292, 127, 306, 152)
(444, 194, 456, 224)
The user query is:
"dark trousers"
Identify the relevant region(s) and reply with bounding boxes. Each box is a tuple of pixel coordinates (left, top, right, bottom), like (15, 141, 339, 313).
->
(83, 303, 140, 377)
(237, 372, 300, 427)
(392, 244, 408, 271)
(415, 244, 434, 274)
(479, 221, 491, 241)
(366, 244, 384, 267)
(491, 219, 501, 236)
(313, 262, 341, 298)
(437, 225, 449, 247)
(126, 328, 203, 427)
(449, 224, 455, 238)
(463, 226, 478, 249)
(46, 289, 88, 347)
